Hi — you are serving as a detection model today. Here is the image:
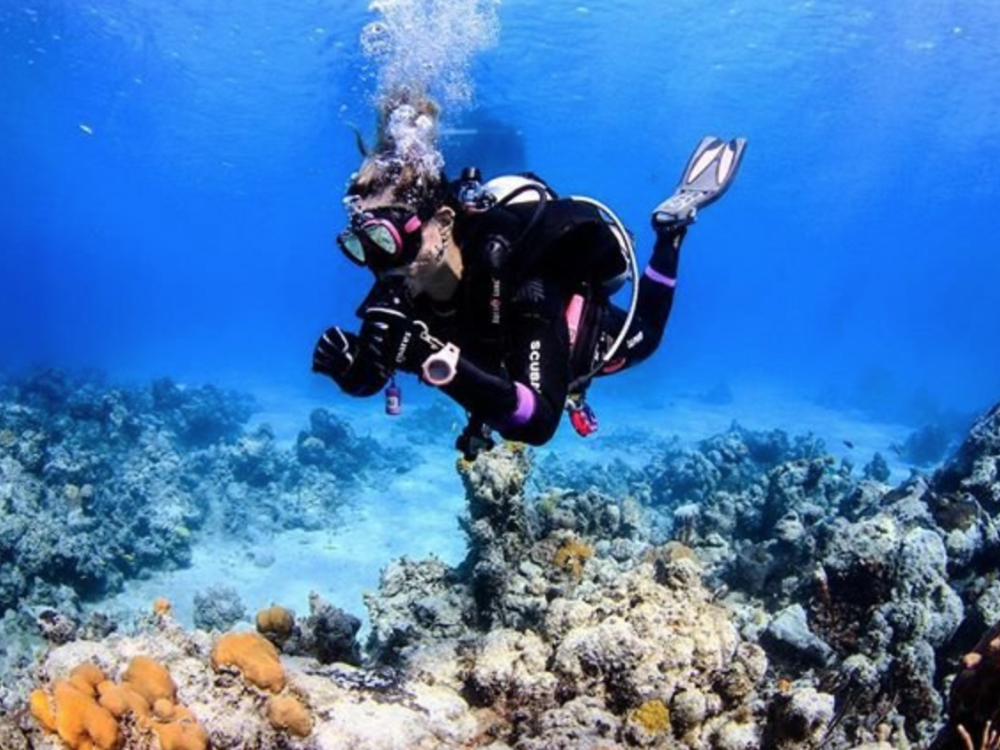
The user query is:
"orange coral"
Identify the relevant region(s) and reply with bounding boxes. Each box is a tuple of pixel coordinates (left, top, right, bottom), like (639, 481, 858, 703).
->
(31, 656, 206, 750)
(122, 655, 177, 706)
(152, 710, 210, 750)
(211, 631, 287, 692)
(256, 605, 295, 641)
(30, 689, 57, 733)
(153, 598, 173, 616)
(52, 679, 120, 750)
(268, 694, 313, 737)
(68, 663, 106, 697)
(96, 681, 151, 719)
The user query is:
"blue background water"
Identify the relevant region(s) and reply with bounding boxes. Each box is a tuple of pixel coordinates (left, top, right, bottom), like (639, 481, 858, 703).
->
(3, 0, 999, 422)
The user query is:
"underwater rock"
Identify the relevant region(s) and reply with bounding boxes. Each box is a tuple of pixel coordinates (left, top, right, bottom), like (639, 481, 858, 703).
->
(364, 556, 472, 667)
(192, 584, 248, 632)
(293, 592, 362, 666)
(932, 401, 1000, 513)
(760, 604, 835, 670)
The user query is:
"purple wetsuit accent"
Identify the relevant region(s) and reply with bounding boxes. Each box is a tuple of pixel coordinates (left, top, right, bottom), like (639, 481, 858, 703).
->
(644, 265, 677, 288)
(495, 382, 537, 429)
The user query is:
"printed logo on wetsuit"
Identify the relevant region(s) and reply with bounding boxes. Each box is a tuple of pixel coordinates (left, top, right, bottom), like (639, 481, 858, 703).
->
(395, 332, 412, 364)
(490, 279, 502, 325)
(626, 330, 644, 350)
(528, 340, 542, 393)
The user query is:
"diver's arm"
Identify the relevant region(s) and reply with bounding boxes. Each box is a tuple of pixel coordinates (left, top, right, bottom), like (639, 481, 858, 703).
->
(312, 326, 390, 397)
(439, 277, 569, 445)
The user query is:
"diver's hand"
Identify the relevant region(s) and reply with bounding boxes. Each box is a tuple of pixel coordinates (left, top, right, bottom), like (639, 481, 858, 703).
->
(360, 305, 442, 375)
(312, 326, 356, 378)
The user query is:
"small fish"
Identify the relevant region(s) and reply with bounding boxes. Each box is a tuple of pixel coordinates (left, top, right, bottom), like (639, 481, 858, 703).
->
(889, 442, 904, 457)
(78, 123, 93, 135)
(843, 440, 855, 449)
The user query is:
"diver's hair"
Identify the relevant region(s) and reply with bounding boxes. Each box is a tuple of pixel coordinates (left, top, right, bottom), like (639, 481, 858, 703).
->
(347, 90, 451, 219)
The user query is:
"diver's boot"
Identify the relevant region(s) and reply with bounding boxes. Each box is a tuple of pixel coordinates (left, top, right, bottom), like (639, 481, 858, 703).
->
(652, 136, 747, 231)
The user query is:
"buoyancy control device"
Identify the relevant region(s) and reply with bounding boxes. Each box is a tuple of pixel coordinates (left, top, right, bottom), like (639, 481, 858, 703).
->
(454, 167, 641, 444)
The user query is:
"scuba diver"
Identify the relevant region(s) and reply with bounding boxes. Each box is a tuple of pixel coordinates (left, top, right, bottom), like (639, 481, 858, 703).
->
(312, 101, 746, 459)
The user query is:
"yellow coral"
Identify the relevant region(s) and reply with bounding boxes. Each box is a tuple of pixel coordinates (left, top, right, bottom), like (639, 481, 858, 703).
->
(211, 631, 287, 692)
(631, 699, 671, 734)
(268, 694, 314, 737)
(256, 605, 295, 641)
(553, 537, 594, 579)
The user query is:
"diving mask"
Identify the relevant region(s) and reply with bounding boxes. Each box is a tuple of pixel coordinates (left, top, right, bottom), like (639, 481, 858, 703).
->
(337, 202, 424, 271)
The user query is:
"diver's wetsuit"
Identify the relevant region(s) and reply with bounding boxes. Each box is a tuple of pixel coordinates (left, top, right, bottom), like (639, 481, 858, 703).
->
(333, 203, 684, 446)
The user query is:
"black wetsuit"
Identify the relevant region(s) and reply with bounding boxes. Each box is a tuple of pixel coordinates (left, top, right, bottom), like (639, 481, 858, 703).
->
(334, 200, 683, 446)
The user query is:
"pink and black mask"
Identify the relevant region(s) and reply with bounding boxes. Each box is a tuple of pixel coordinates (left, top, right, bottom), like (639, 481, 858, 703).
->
(336, 203, 424, 272)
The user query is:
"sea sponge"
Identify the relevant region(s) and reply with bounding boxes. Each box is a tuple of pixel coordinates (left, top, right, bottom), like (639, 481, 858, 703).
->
(268, 694, 314, 737)
(211, 631, 287, 692)
(122, 655, 177, 706)
(256, 605, 295, 641)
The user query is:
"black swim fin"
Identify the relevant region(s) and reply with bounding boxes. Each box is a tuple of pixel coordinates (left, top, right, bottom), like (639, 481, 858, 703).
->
(652, 136, 747, 229)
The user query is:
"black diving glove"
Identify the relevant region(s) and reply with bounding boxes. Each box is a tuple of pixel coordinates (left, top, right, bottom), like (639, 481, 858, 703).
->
(360, 303, 443, 376)
(312, 326, 356, 378)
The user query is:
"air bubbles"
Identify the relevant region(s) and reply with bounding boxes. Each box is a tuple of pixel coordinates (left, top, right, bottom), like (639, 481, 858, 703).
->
(355, 0, 501, 183)
(361, 0, 500, 110)
(360, 21, 392, 58)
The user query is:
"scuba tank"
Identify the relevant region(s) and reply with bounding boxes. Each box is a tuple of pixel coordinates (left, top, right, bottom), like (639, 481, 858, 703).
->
(456, 166, 640, 385)
(455, 167, 641, 439)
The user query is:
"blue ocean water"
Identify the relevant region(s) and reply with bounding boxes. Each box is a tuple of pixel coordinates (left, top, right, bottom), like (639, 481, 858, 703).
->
(2, 0, 999, 422)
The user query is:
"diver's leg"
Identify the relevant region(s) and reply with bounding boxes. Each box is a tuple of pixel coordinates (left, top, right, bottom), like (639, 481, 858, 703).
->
(597, 225, 685, 374)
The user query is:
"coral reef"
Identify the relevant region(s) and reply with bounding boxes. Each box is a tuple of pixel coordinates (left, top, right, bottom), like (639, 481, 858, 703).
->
(634, 403, 1000, 747)
(0, 368, 410, 712)
(3, 364, 1000, 750)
